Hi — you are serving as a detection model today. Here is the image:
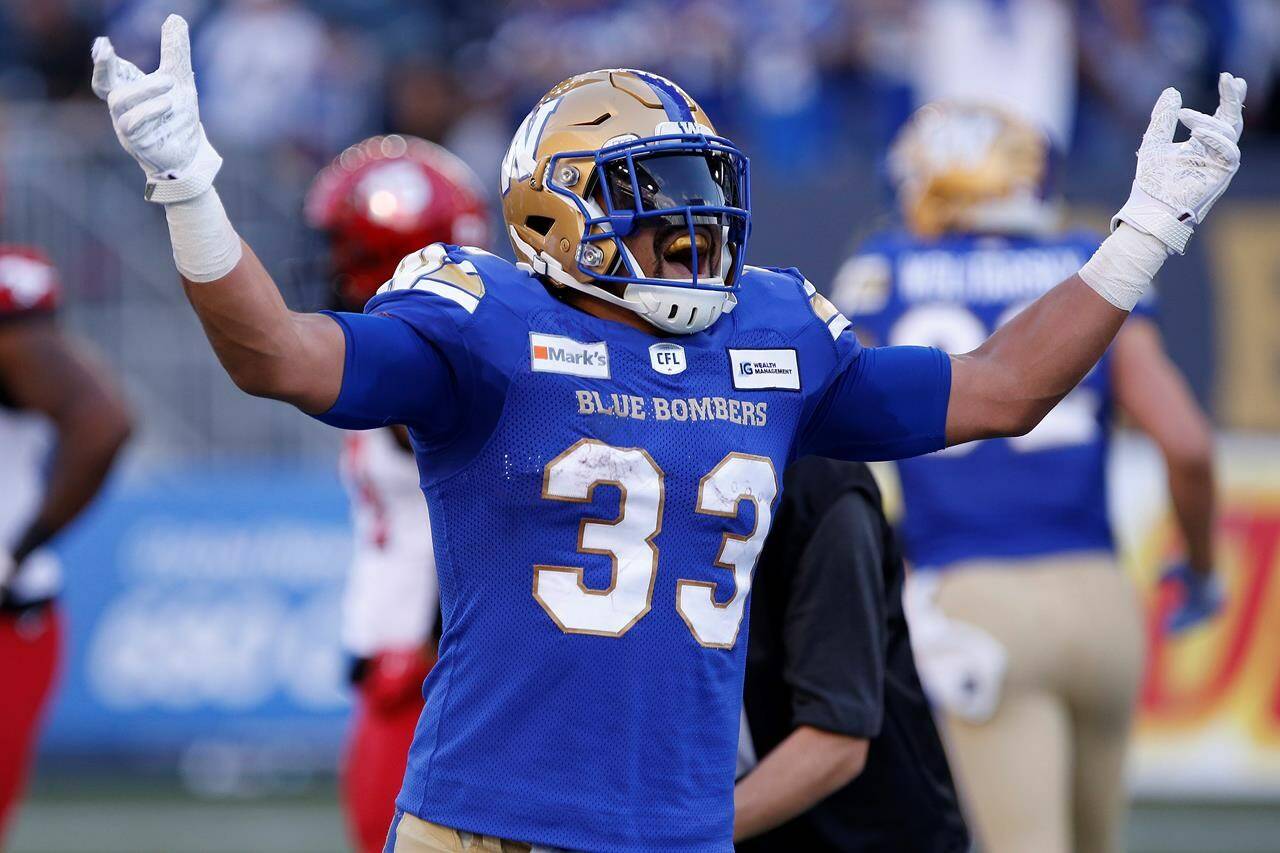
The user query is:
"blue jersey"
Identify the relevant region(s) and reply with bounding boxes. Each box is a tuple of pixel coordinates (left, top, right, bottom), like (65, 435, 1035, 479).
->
(316, 244, 951, 851)
(833, 229, 1155, 570)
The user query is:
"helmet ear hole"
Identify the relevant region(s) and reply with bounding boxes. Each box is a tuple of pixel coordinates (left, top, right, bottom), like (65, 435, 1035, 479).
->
(525, 215, 556, 236)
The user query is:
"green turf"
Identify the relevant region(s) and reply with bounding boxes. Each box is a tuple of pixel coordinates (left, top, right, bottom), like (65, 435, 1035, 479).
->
(8, 777, 1280, 852)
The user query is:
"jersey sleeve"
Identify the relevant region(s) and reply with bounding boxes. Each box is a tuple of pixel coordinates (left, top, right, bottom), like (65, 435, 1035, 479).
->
(0, 247, 61, 321)
(313, 244, 493, 447)
(315, 308, 461, 437)
(798, 337, 952, 462)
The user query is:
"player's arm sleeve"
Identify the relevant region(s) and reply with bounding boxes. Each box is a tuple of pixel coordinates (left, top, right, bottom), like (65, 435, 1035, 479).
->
(798, 337, 952, 461)
(312, 305, 462, 441)
(784, 491, 887, 738)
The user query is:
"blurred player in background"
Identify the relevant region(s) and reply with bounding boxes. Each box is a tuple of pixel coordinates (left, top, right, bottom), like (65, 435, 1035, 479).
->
(0, 242, 131, 843)
(304, 135, 489, 853)
(834, 102, 1223, 853)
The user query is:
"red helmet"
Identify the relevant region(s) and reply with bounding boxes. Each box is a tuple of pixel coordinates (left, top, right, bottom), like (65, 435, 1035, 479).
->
(305, 135, 490, 309)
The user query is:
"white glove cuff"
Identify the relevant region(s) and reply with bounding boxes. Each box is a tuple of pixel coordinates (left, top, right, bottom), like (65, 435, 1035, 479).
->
(145, 129, 222, 204)
(164, 187, 242, 282)
(1112, 182, 1195, 255)
(1079, 223, 1170, 311)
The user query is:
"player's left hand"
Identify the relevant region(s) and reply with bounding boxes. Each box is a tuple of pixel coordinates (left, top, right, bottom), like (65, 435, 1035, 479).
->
(1114, 72, 1247, 255)
(1161, 561, 1225, 634)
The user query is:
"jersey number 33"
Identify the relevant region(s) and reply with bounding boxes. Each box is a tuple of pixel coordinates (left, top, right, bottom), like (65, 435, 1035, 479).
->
(534, 439, 777, 649)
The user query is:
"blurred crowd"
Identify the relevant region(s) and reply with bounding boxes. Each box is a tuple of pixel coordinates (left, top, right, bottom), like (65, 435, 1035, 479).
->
(2, 0, 1278, 188)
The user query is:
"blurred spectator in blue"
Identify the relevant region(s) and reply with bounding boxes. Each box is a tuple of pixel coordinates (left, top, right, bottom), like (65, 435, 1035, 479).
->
(0, 0, 97, 100)
(99, 0, 210, 84)
(911, 0, 1077, 151)
(193, 0, 380, 158)
(735, 0, 831, 173)
(1231, 0, 1280, 128)
(1080, 0, 1253, 126)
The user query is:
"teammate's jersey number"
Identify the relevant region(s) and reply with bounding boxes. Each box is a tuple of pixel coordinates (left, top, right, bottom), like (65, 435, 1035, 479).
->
(534, 439, 776, 648)
(889, 303, 1100, 453)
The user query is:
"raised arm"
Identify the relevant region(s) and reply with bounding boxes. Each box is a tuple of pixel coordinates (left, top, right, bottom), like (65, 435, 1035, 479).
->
(177, 239, 345, 412)
(91, 16, 344, 414)
(946, 75, 1246, 446)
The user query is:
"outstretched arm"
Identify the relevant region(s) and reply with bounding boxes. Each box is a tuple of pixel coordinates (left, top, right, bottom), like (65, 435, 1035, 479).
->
(91, 16, 344, 413)
(946, 75, 1246, 446)
(946, 273, 1128, 443)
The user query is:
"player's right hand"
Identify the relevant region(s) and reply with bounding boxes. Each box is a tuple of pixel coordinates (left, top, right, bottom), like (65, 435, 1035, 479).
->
(91, 14, 222, 204)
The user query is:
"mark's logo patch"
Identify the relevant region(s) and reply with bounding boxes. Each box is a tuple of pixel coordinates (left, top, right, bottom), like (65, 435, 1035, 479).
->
(649, 342, 686, 375)
(729, 348, 800, 391)
(530, 333, 610, 379)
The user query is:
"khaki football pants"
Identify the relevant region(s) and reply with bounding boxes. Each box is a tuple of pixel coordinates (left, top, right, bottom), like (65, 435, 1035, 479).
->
(388, 812, 535, 853)
(932, 554, 1144, 853)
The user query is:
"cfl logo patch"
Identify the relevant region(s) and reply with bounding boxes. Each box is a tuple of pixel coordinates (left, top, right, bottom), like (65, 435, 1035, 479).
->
(649, 342, 686, 375)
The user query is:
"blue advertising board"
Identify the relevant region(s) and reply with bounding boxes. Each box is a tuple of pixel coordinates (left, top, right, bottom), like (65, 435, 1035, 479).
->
(39, 462, 355, 783)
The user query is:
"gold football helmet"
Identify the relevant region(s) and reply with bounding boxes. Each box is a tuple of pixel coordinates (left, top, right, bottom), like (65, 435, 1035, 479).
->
(889, 102, 1059, 238)
(501, 69, 750, 335)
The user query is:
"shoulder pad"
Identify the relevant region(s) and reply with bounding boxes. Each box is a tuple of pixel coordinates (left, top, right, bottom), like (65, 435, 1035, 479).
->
(742, 265, 851, 341)
(377, 243, 488, 314)
(0, 247, 60, 316)
(808, 290, 851, 340)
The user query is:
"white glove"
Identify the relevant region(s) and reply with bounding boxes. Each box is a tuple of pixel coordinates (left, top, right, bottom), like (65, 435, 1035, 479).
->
(1113, 73, 1246, 254)
(91, 14, 222, 204)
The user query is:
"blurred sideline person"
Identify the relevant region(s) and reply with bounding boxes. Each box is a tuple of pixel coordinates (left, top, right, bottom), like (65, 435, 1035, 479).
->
(91, 15, 1247, 850)
(735, 456, 968, 851)
(305, 135, 489, 853)
(0, 244, 131, 842)
(834, 102, 1223, 853)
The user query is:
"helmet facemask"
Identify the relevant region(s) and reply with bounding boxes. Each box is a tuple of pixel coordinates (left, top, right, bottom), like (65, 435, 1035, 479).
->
(544, 131, 751, 334)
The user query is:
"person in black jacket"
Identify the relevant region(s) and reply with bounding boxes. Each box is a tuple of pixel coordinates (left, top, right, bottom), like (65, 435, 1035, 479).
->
(735, 456, 968, 851)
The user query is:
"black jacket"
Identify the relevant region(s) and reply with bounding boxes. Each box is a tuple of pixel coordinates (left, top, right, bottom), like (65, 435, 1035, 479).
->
(738, 457, 968, 852)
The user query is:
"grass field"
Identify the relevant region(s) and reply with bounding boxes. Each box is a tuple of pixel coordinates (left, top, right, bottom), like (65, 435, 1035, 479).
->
(8, 776, 1280, 853)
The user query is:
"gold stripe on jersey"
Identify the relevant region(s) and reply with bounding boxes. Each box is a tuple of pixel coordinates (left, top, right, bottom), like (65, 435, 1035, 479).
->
(808, 291, 852, 340)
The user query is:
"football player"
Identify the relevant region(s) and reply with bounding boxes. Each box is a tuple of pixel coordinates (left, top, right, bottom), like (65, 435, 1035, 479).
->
(305, 134, 490, 853)
(91, 16, 1244, 852)
(833, 102, 1222, 853)
(0, 245, 131, 843)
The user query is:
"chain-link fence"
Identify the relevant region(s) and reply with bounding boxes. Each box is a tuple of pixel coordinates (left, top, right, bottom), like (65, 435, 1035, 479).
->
(2, 101, 340, 462)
